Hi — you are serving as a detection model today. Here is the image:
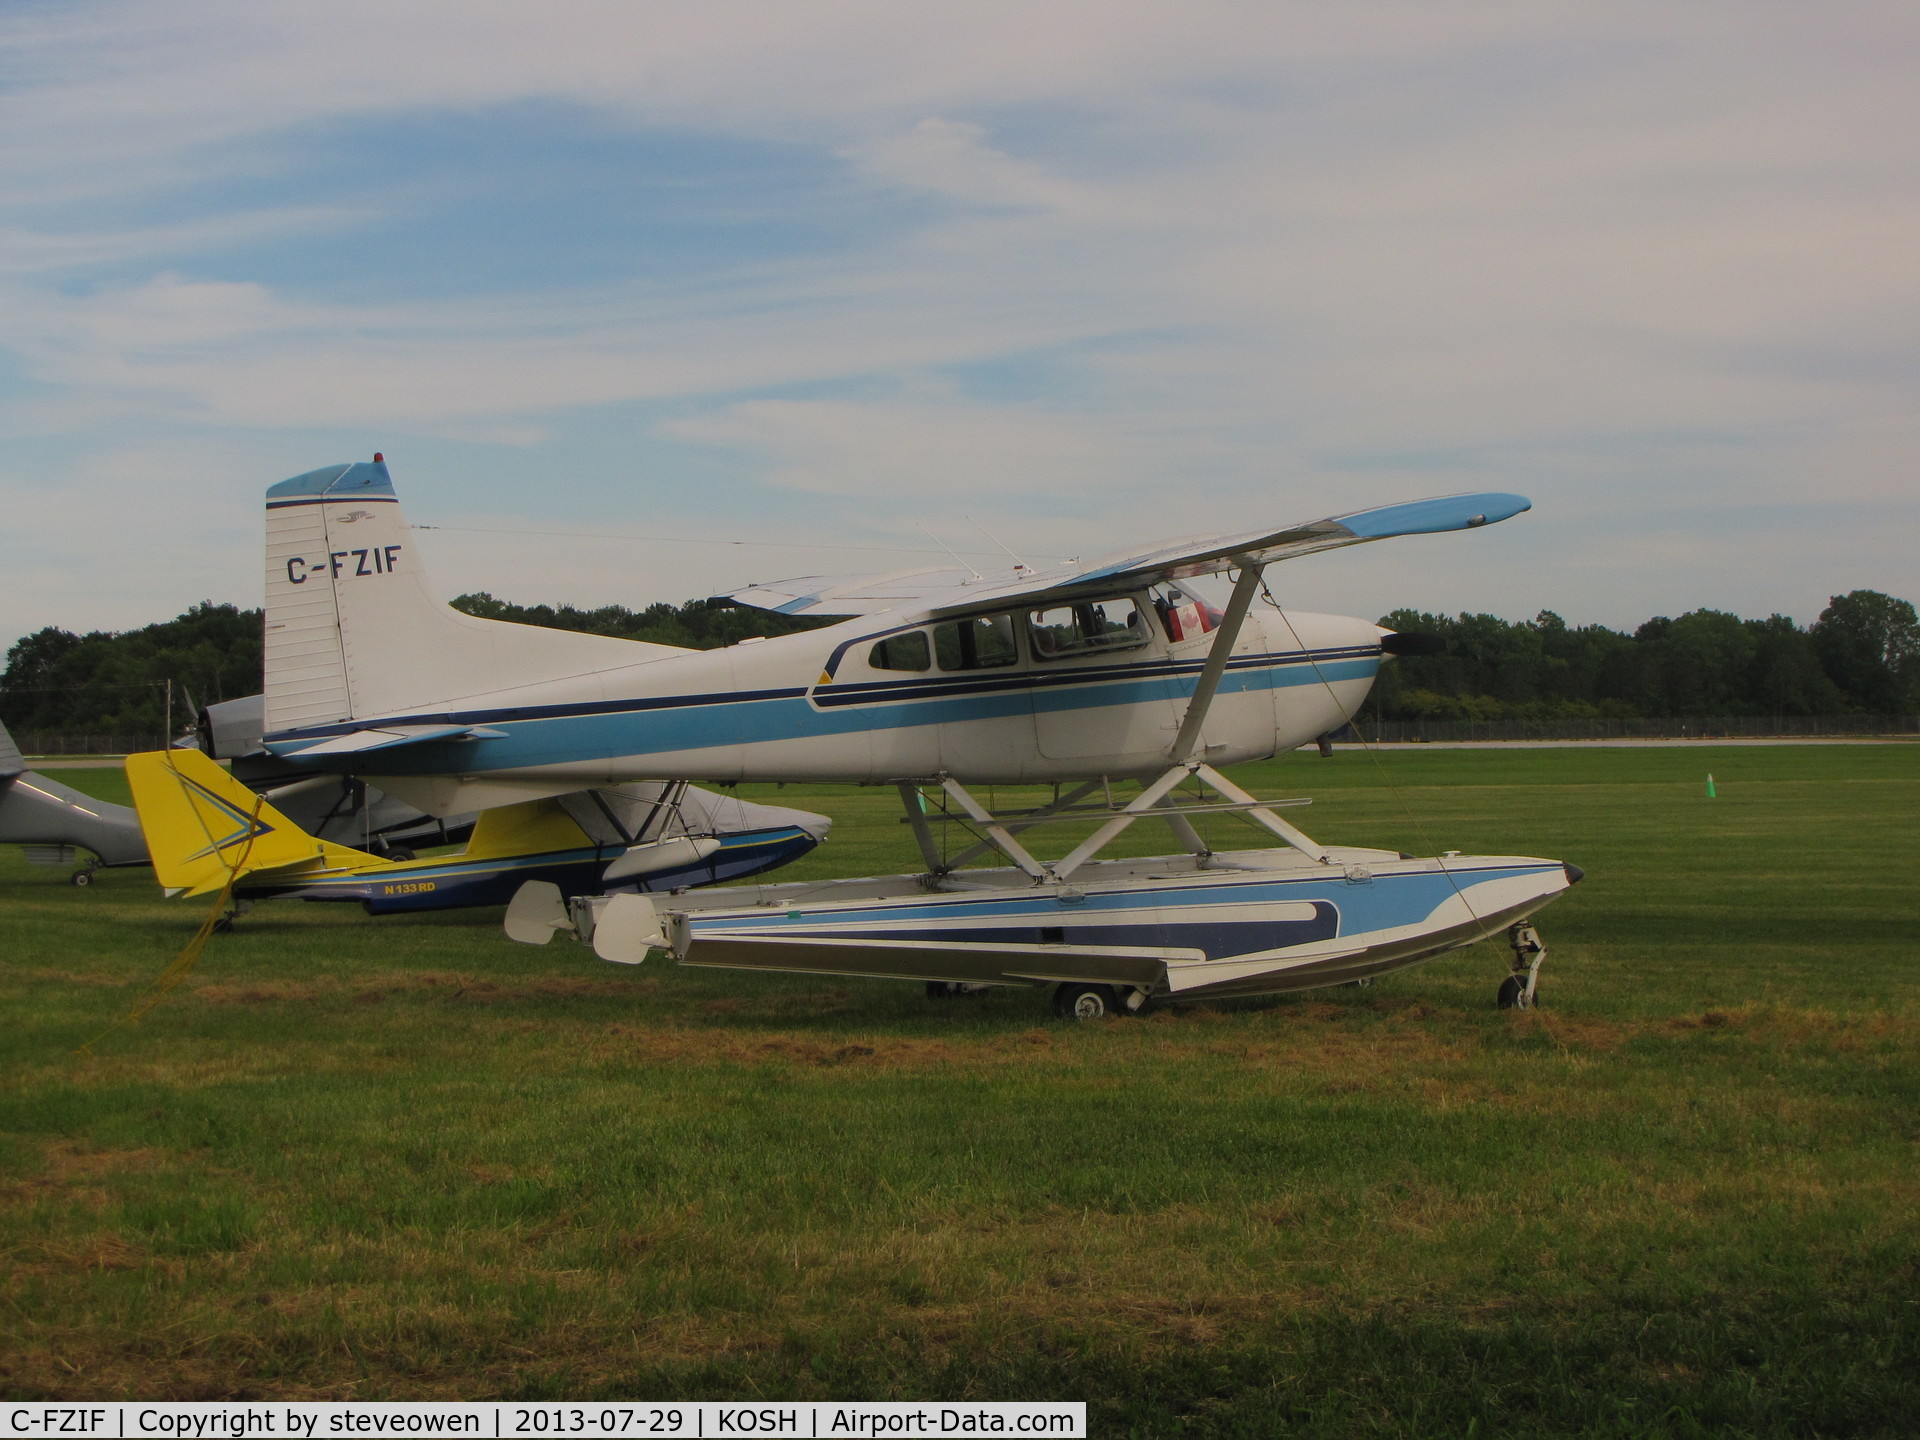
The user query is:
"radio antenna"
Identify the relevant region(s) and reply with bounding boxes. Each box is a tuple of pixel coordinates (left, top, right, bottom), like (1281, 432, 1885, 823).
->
(916, 523, 985, 581)
(966, 515, 1031, 574)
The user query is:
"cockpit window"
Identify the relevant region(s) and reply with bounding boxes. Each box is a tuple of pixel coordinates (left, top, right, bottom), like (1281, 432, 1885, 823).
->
(1028, 598, 1151, 661)
(1150, 583, 1222, 643)
(868, 631, 931, 672)
(933, 614, 1018, 671)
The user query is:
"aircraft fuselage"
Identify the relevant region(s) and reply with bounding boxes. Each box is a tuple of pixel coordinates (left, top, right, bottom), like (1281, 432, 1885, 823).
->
(267, 601, 1380, 813)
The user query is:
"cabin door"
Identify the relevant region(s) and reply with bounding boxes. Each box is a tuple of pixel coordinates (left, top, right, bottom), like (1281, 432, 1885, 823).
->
(1027, 596, 1179, 760)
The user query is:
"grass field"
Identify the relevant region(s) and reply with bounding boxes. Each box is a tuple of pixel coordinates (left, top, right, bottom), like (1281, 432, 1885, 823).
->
(4, 744, 1917, 1434)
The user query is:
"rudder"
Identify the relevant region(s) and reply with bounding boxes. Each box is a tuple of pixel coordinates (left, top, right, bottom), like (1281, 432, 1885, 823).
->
(125, 750, 369, 896)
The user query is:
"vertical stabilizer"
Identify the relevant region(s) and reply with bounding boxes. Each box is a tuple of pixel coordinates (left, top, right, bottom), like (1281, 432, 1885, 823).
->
(264, 462, 381, 731)
(263, 458, 686, 737)
(126, 749, 370, 896)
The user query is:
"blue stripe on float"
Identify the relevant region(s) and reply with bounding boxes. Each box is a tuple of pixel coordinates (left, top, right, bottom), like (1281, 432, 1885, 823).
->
(687, 864, 1561, 938)
(768, 914, 1340, 961)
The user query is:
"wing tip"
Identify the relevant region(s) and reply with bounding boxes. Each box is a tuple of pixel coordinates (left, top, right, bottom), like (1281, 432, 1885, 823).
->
(1338, 492, 1532, 540)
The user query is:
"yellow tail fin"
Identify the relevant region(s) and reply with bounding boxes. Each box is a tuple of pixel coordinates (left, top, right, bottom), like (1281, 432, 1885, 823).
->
(125, 750, 371, 897)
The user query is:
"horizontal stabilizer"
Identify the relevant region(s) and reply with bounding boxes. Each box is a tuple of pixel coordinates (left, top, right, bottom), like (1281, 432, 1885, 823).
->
(282, 723, 507, 759)
(0, 761, 149, 866)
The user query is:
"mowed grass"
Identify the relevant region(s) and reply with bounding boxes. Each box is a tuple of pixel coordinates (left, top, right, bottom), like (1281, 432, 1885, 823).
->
(3, 745, 1917, 1434)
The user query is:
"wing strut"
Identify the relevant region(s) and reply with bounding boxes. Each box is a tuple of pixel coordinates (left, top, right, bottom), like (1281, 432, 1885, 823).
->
(1169, 558, 1266, 763)
(892, 561, 1334, 882)
(1040, 556, 1329, 875)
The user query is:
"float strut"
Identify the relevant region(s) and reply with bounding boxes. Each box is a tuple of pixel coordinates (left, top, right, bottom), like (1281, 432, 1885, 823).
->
(1505, 922, 1546, 1009)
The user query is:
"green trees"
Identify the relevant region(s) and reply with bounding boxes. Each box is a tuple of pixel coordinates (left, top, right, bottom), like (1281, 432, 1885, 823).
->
(1370, 608, 1641, 721)
(3, 590, 1911, 734)
(1811, 590, 1920, 714)
(1746, 614, 1849, 715)
(0, 602, 263, 736)
(1366, 593, 1911, 721)
(0, 596, 830, 736)
(448, 592, 830, 649)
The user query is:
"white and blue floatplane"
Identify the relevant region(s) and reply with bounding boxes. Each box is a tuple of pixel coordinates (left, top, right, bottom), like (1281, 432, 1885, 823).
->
(247, 457, 1580, 1015)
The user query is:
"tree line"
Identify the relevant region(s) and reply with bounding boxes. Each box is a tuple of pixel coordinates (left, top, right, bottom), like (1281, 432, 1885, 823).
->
(1370, 591, 1917, 720)
(2, 588, 1912, 735)
(447, 592, 829, 650)
(0, 594, 827, 734)
(0, 602, 264, 736)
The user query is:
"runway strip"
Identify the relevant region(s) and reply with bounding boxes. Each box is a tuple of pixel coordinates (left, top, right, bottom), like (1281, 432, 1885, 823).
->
(1316, 737, 1915, 750)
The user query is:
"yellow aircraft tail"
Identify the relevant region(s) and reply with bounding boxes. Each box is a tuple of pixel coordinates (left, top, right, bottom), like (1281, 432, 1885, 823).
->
(125, 750, 372, 897)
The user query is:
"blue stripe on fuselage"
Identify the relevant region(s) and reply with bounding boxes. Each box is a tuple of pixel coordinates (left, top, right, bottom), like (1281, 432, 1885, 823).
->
(266, 650, 1379, 775)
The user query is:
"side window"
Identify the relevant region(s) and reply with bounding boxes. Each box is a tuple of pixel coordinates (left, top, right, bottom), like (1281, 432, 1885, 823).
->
(932, 614, 1019, 671)
(868, 631, 931, 672)
(1027, 598, 1151, 661)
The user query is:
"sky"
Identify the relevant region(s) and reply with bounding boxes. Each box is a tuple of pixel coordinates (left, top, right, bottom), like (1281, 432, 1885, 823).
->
(2, 0, 1915, 655)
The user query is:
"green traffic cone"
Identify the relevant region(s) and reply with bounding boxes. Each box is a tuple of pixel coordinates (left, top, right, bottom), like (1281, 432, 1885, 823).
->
(1706, 773, 1717, 798)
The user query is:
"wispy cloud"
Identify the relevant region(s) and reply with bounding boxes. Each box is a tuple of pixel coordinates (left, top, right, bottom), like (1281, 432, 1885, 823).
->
(661, 395, 1137, 498)
(0, 0, 1916, 649)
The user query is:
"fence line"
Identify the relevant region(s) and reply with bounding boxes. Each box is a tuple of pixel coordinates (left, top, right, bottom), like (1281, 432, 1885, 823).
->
(1351, 714, 1919, 744)
(16, 733, 168, 757)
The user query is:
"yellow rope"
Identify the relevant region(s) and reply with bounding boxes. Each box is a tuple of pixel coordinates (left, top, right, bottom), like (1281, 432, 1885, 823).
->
(77, 756, 266, 1054)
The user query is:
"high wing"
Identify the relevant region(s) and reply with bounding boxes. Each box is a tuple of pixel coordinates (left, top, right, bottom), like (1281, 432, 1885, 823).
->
(724, 566, 981, 619)
(925, 491, 1530, 619)
(723, 493, 1529, 620)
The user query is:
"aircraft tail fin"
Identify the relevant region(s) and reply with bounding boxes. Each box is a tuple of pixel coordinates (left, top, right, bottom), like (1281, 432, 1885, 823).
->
(125, 750, 370, 896)
(263, 457, 688, 737)
(0, 721, 24, 777)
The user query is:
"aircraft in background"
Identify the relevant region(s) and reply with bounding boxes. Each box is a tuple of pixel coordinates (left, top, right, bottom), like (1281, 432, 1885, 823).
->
(247, 457, 1577, 1012)
(0, 721, 148, 884)
(126, 748, 828, 915)
(0, 694, 829, 914)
